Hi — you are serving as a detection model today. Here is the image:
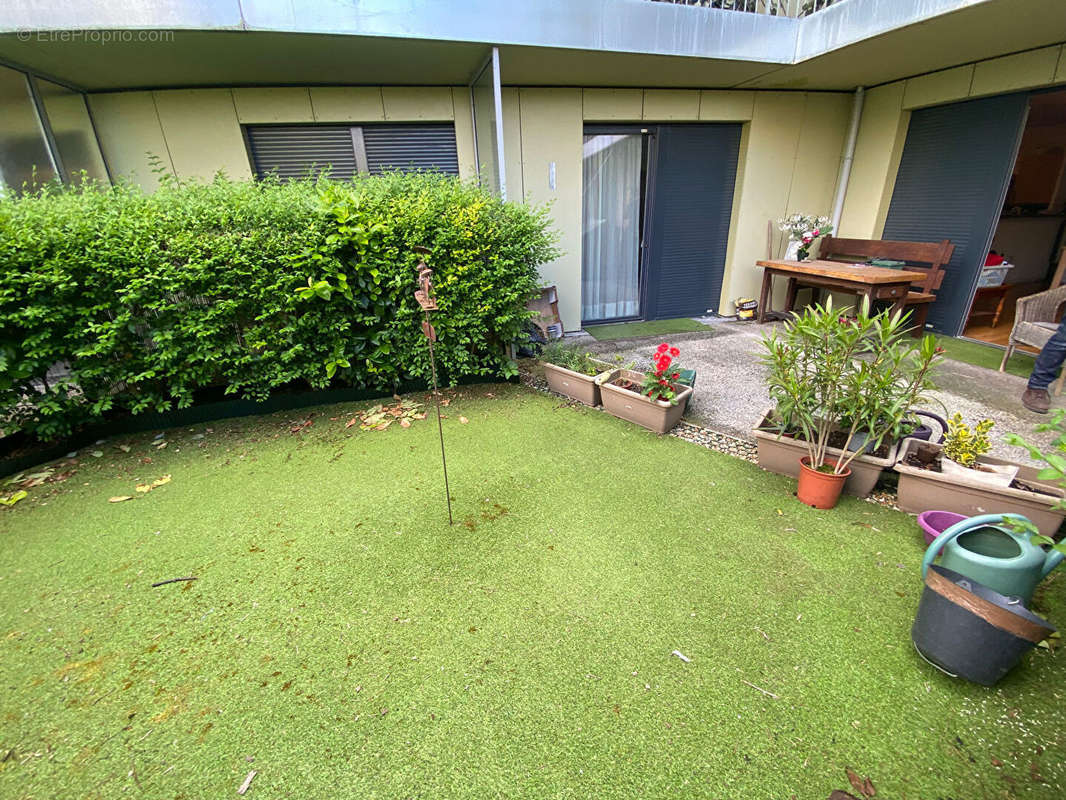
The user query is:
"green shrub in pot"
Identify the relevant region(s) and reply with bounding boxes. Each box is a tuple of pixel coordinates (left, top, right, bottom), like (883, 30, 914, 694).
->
(760, 297, 942, 477)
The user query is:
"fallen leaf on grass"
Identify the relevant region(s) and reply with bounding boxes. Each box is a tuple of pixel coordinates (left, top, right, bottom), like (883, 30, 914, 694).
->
(109, 496, 134, 503)
(354, 400, 425, 431)
(117, 444, 131, 453)
(459, 416, 469, 424)
(0, 490, 28, 506)
(845, 768, 876, 797)
(154, 441, 168, 450)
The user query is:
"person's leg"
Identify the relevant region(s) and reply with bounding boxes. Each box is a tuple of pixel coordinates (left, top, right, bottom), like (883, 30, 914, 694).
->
(1023, 317, 1066, 413)
(1028, 318, 1066, 390)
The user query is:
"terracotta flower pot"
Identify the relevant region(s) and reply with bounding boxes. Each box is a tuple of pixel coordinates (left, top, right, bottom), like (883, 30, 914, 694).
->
(797, 457, 851, 509)
(753, 409, 897, 498)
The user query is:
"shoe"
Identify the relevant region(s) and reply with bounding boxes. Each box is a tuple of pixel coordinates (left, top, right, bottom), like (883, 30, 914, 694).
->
(1022, 387, 1051, 414)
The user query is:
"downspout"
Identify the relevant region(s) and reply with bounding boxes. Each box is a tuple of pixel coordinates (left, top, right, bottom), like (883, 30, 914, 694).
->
(830, 86, 864, 233)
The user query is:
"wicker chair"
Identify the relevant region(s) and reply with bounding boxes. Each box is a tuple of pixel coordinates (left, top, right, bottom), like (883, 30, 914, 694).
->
(999, 285, 1066, 394)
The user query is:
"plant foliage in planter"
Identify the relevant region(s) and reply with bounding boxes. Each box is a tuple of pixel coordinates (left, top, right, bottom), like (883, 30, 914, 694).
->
(538, 341, 609, 378)
(760, 297, 942, 476)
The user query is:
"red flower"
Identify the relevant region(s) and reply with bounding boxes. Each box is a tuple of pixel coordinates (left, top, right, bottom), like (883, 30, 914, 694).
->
(659, 355, 672, 369)
(659, 378, 668, 385)
(669, 346, 680, 357)
(672, 373, 679, 379)
(656, 343, 669, 354)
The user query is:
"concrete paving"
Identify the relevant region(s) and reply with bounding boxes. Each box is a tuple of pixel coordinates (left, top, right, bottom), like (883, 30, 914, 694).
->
(574, 318, 1059, 464)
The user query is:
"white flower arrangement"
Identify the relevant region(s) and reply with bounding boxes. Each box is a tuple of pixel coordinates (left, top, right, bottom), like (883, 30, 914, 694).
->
(778, 214, 833, 243)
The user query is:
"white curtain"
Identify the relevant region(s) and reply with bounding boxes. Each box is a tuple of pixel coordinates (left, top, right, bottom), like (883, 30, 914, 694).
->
(581, 134, 642, 321)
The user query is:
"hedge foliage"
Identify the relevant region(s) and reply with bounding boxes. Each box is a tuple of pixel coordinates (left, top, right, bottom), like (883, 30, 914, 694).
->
(0, 173, 558, 440)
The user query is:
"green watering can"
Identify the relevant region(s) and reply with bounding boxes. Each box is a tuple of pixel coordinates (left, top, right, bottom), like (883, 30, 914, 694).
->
(922, 513, 1064, 604)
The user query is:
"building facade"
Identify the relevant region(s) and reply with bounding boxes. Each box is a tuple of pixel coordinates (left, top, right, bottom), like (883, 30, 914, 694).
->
(3, 0, 1066, 335)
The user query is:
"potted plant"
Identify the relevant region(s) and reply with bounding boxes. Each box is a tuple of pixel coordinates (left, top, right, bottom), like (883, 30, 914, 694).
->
(938, 415, 1018, 487)
(758, 298, 941, 509)
(896, 414, 1066, 536)
(777, 213, 833, 262)
(538, 340, 615, 406)
(600, 342, 693, 434)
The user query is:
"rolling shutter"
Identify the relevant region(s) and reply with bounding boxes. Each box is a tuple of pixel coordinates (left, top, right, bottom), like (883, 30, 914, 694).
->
(246, 126, 358, 181)
(246, 124, 459, 181)
(881, 94, 1028, 334)
(362, 125, 459, 175)
(643, 124, 742, 319)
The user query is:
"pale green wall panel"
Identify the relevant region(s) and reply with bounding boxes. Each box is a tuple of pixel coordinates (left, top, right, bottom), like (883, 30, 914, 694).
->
(838, 81, 907, 239)
(582, 89, 643, 121)
(450, 87, 477, 182)
(500, 88, 524, 201)
(971, 46, 1061, 98)
(902, 65, 974, 110)
(233, 87, 314, 122)
(154, 89, 251, 181)
(382, 87, 454, 120)
(720, 92, 807, 313)
(310, 87, 385, 122)
(642, 89, 699, 121)
(88, 91, 173, 189)
(784, 93, 849, 223)
(698, 90, 755, 121)
(519, 88, 583, 330)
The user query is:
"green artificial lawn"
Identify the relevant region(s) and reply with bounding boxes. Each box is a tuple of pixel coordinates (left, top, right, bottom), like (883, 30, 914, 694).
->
(2, 385, 1064, 798)
(937, 335, 1036, 380)
(583, 317, 711, 341)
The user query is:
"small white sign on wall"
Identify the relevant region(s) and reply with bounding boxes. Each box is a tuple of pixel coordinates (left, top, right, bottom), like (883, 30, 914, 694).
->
(548, 161, 556, 191)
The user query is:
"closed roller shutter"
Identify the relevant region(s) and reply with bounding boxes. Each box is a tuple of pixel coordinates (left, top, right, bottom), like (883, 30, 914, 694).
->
(246, 124, 459, 181)
(643, 124, 742, 320)
(362, 125, 459, 175)
(246, 126, 358, 181)
(881, 94, 1028, 334)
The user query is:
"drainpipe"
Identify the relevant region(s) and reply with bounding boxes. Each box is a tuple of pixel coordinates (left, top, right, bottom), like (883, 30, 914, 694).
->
(830, 86, 865, 233)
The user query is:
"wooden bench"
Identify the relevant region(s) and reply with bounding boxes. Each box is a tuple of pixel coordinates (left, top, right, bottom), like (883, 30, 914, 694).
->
(811, 236, 955, 332)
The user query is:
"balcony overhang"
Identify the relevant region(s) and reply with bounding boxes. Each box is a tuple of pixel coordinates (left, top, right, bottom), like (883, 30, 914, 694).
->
(0, 0, 1063, 92)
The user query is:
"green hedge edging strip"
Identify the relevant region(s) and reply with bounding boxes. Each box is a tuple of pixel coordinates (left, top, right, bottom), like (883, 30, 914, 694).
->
(0, 172, 558, 442)
(0, 374, 512, 478)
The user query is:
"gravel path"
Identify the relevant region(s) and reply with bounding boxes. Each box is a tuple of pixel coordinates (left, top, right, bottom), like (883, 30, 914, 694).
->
(573, 318, 1059, 465)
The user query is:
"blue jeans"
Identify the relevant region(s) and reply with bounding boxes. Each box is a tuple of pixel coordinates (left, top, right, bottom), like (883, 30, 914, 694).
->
(1028, 317, 1066, 390)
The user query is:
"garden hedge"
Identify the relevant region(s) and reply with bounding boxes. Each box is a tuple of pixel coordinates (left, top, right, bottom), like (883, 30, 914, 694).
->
(0, 173, 557, 440)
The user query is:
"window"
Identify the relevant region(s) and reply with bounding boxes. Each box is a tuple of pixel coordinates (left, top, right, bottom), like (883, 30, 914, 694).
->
(245, 124, 459, 181)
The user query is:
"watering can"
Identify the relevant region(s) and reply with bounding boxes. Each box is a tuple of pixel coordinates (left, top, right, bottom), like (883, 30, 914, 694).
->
(921, 513, 1064, 605)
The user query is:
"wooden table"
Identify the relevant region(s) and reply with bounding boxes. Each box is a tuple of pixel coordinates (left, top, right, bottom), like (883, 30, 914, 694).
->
(755, 259, 927, 323)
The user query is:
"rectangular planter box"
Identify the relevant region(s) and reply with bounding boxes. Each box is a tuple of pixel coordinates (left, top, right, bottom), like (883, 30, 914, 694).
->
(895, 438, 1066, 536)
(542, 361, 612, 406)
(751, 409, 898, 498)
(600, 369, 692, 435)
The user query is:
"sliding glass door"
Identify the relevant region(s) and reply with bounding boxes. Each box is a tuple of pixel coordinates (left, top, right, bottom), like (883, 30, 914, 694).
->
(581, 132, 643, 322)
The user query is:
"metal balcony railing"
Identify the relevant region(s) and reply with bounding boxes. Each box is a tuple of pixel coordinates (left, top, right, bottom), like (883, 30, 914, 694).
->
(645, 0, 836, 17)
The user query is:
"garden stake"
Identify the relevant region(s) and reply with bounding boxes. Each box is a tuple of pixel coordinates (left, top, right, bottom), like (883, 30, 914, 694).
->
(414, 246, 453, 525)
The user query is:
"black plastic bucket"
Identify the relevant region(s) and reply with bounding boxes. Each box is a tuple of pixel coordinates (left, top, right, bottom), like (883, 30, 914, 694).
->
(911, 565, 1055, 686)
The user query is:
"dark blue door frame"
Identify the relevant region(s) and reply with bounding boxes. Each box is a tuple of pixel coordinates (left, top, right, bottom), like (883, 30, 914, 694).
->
(581, 123, 741, 325)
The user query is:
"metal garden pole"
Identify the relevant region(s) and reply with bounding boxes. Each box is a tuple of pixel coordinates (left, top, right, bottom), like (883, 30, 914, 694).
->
(413, 246, 453, 525)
